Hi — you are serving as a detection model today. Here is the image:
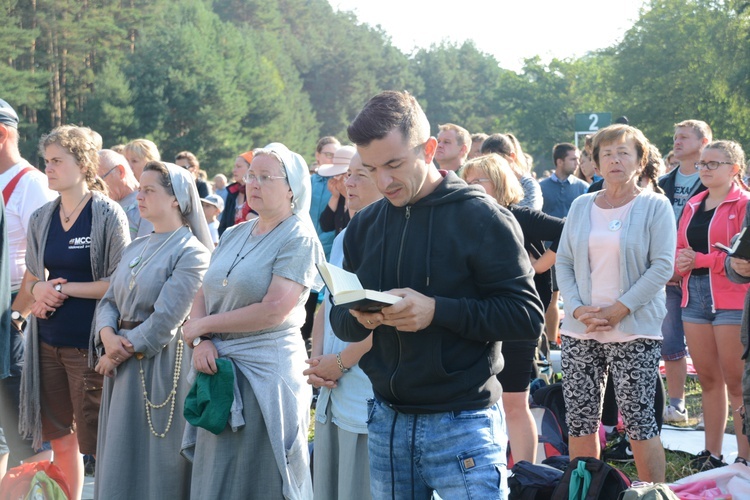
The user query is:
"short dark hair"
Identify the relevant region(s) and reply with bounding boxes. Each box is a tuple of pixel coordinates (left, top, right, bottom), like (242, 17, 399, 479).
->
(143, 161, 176, 196)
(175, 151, 199, 169)
(316, 136, 340, 154)
(552, 143, 576, 165)
(347, 91, 429, 148)
(480, 133, 514, 157)
(471, 133, 488, 144)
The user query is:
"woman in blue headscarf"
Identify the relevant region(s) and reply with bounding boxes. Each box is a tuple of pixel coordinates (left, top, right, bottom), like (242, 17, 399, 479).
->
(181, 143, 324, 500)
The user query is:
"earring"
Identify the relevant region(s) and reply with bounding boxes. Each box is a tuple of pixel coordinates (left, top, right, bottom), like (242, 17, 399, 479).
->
(290, 200, 295, 210)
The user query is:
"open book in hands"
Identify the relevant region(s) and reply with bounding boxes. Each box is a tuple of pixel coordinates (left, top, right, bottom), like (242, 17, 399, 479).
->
(316, 262, 401, 312)
(714, 227, 750, 261)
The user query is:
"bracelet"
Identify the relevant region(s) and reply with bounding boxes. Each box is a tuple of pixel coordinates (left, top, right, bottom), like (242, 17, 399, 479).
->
(30, 280, 42, 295)
(336, 352, 350, 373)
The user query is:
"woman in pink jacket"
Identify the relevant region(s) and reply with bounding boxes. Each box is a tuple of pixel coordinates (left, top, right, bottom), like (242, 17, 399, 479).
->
(676, 140, 750, 470)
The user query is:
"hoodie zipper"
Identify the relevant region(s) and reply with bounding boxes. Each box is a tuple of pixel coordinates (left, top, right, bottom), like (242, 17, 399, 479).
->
(389, 205, 411, 402)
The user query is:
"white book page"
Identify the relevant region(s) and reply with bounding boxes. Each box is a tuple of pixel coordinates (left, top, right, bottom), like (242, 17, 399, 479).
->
(321, 263, 364, 294)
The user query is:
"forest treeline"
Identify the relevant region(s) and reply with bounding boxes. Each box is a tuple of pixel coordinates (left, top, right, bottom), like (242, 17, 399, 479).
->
(2, 0, 750, 174)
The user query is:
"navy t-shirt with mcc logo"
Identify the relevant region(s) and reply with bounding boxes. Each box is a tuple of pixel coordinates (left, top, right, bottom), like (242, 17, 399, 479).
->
(37, 199, 97, 349)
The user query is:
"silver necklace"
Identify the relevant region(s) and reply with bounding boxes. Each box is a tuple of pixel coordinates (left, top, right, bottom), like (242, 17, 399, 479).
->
(598, 189, 638, 232)
(60, 193, 89, 223)
(129, 226, 185, 290)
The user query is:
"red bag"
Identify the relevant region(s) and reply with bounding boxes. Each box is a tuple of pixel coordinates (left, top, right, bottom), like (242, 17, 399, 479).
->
(0, 460, 71, 499)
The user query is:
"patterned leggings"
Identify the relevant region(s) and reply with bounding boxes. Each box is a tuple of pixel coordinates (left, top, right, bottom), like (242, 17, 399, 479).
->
(561, 336, 662, 441)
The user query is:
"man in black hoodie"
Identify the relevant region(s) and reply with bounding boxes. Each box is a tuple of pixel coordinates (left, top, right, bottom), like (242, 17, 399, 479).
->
(330, 91, 545, 499)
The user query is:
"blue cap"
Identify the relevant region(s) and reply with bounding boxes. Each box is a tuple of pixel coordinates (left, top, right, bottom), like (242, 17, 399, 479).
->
(0, 99, 19, 128)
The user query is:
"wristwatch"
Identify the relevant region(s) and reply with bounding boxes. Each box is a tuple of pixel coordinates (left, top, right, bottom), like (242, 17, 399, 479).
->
(192, 336, 211, 348)
(10, 311, 26, 331)
(54, 283, 63, 292)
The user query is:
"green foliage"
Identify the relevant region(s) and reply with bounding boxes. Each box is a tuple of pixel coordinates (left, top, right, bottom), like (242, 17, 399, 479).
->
(411, 42, 506, 136)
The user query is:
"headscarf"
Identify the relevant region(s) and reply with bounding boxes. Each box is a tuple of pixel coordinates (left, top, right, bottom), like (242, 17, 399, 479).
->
(164, 162, 214, 250)
(238, 151, 254, 166)
(263, 142, 313, 219)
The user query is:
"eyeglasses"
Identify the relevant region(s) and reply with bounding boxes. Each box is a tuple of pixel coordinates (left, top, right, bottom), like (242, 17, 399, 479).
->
(695, 161, 734, 171)
(243, 172, 287, 185)
(321, 152, 335, 160)
(468, 178, 491, 185)
(101, 166, 119, 179)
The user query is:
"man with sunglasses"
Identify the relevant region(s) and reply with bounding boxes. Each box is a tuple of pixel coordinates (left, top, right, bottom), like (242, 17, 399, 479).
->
(97, 149, 153, 239)
(658, 119, 712, 425)
(330, 91, 544, 499)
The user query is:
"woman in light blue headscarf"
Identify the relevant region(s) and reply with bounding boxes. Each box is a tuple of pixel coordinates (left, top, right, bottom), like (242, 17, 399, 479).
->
(181, 143, 324, 500)
(93, 162, 212, 499)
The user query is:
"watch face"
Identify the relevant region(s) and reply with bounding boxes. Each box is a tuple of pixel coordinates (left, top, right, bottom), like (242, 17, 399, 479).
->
(192, 337, 201, 347)
(11, 311, 22, 321)
(54, 284, 62, 292)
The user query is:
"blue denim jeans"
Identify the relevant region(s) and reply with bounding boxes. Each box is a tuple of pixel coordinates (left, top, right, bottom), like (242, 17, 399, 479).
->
(366, 399, 508, 499)
(661, 284, 687, 360)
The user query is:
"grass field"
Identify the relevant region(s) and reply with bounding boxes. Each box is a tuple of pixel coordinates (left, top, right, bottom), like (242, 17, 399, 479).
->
(610, 376, 735, 483)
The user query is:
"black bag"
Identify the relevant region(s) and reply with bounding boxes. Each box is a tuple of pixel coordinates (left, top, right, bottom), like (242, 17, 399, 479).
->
(551, 456, 631, 500)
(532, 382, 568, 442)
(508, 460, 563, 500)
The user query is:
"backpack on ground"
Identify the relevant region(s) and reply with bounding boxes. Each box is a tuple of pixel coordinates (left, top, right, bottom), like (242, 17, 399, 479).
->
(508, 404, 568, 468)
(617, 482, 679, 500)
(532, 382, 568, 443)
(0, 460, 71, 500)
(551, 456, 631, 500)
(508, 460, 564, 500)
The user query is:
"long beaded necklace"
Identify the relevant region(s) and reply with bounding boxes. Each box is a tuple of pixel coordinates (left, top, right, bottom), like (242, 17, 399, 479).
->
(128, 226, 185, 290)
(222, 217, 290, 287)
(139, 339, 183, 438)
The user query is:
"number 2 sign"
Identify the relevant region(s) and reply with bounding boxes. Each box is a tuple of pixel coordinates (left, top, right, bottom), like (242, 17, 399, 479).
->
(575, 113, 612, 133)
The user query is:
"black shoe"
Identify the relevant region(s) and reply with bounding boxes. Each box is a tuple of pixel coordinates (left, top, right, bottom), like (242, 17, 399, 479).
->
(690, 450, 727, 472)
(603, 434, 634, 463)
(84, 454, 96, 476)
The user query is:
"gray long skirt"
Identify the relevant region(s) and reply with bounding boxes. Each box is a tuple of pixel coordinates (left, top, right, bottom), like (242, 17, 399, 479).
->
(189, 372, 284, 499)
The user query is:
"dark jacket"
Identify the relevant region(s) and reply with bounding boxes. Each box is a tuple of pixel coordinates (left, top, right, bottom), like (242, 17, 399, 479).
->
(330, 171, 545, 413)
(218, 182, 241, 236)
(509, 205, 564, 309)
(319, 196, 350, 234)
(658, 167, 707, 223)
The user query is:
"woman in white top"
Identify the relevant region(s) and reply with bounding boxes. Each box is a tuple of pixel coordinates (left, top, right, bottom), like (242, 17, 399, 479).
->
(555, 124, 675, 482)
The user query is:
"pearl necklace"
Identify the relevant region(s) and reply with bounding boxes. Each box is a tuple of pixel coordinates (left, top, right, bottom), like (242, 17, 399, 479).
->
(129, 226, 185, 290)
(139, 339, 184, 438)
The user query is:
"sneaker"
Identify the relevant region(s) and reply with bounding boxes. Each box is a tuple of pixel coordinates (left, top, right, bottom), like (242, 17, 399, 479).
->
(695, 413, 705, 430)
(663, 405, 688, 425)
(690, 450, 727, 472)
(604, 428, 621, 444)
(735, 457, 749, 466)
(603, 434, 634, 463)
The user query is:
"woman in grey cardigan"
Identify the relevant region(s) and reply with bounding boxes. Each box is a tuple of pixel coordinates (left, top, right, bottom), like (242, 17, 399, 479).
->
(556, 124, 675, 483)
(21, 126, 129, 500)
(93, 162, 212, 499)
